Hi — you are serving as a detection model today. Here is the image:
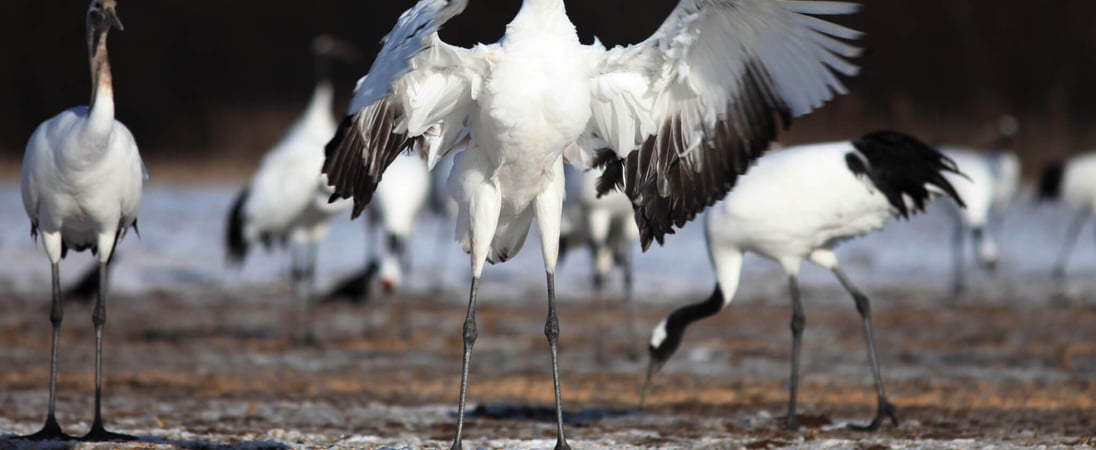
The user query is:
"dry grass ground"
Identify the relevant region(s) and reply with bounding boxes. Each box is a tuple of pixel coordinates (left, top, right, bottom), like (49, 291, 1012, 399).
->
(1, 284, 1094, 448)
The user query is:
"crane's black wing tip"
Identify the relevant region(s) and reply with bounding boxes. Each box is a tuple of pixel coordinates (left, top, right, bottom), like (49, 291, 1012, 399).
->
(322, 99, 410, 221)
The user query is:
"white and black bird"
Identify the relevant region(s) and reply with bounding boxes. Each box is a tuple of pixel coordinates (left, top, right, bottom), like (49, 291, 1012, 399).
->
(938, 146, 1020, 294)
(322, 150, 436, 303)
(1037, 152, 1096, 278)
(321, 1, 862, 448)
(559, 165, 641, 361)
(225, 35, 357, 342)
(643, 131, 965, 431)
(18, 0, 143, 441)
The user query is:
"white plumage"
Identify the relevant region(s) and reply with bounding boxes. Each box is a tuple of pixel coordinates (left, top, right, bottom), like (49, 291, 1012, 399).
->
(370, 152, 432, 290)
(938, 146, 1020, 294)
(644, 132, 965, 432)
(322, 1, 863, 448)
(225, 36, 356, 342)
(323, 150, 455, 302)
(231, 83, 344, 249)
(18, 0, 141, 441)
(1037, 152, 1096, 277)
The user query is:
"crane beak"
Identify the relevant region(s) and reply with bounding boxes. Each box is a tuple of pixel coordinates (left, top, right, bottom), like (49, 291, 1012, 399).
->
(639, 359, 664, 410)
(100, 7, 124, 31)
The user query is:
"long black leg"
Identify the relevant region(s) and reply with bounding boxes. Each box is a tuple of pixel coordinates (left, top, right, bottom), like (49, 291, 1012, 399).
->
(620, 248, 640, 361)
(785, 274, 805, 430)
(950, 222, 966, 297)
(292, 242, 317, 345)
(971, 227, 996, 273)
(1054, 211, 1088, 279)
(832, 267, 897, 431)
(545, 272, 571, 450)
(81, 262, 134, 442)
(451, 277, 480, 450)
(592, 259, 607, 364)
(17, 263, 75, 441)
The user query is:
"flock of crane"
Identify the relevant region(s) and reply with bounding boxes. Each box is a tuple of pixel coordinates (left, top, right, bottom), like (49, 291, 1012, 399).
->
(13, 0, 1096, 448)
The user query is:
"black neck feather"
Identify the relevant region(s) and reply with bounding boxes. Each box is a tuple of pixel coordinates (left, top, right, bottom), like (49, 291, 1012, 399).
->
(650, 285, 725, 364)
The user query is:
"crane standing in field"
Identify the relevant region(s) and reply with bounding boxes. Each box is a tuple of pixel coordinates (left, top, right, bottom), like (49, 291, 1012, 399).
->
(1037, 152, 1096, 278)
(19, 0, 143, 441)
(938, 145, 1019, 295)
(225, 35, 357, 343)
(560, 166, 641, 361)
(642, 132, 965, 431)
(322, 1, 862, 448)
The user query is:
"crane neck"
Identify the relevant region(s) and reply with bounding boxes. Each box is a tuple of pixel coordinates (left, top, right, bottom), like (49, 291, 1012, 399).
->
(86, 26, 115, 139)
(304, 81, 333, 117)
(509, 0, 572, 37)
(519, 0, 565, 13)
(649, 286, 725, 364)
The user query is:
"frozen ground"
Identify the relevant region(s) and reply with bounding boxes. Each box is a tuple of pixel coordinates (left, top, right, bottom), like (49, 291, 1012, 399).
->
(4, 183, 1096, 302)
(1, 183, 1095, 449)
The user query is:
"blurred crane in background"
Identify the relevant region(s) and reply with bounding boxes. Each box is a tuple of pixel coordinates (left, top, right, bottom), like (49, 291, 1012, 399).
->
(559, 166, 640, 362)
(322, 148, 456, 304)
(938, 115, 1022, 296)
(224, 35, 358, 343)
(1037, 151, 1096, 279)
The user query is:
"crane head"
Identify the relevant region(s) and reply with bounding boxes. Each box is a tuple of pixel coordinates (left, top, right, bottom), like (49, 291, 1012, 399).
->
(313, 34, 361, 63)
(87, 0, 124, 33)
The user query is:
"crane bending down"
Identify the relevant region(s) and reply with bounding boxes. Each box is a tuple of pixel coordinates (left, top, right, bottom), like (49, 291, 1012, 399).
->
(19, 0, 143, 442)
(322, 151, 434, 303)
(643, 132, 965, 431)
(322, 1, 862, 448)
(225, 36, 357, 343)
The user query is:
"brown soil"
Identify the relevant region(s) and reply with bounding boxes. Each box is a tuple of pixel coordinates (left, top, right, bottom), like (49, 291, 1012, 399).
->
(1, 287, 1094, 448)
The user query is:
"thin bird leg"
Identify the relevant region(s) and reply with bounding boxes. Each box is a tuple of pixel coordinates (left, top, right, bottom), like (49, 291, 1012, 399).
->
(971, 227, 996, 273)
(451, 276, 480, 450)
(17, 263, 75, 441)
(292, 242, 318, 345)
(950, 222, 965, 297)
(545, 272, 571, 450)
(82, 261, 135, 442)
(785, 274, 805, 431)
(592, 249, 607, 364)
(432, 218, 451, 292)
(1054, 211, 1088, 279)
(621, 248, 640, 361)
(832, 267, 897, 432)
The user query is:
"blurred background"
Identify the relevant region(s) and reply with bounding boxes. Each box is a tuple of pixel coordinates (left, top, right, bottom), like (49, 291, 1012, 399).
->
(0, 0, 1093, 181)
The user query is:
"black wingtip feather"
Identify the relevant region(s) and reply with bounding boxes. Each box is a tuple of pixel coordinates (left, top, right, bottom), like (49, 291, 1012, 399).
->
(226, 187, 250, 265)
(592, 148, 625, 198)
(322, 99, 410, 220)
(612, 60, 790, 250)
(848, 131, 967, 219)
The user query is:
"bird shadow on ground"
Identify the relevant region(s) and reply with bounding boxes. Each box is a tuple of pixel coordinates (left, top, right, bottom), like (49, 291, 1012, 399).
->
(460, 403, 638, 428)
(0, 434, 292, 450)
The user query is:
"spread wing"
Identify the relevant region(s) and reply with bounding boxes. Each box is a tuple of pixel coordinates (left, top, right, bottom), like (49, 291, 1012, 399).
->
(585, 0, 862, 249)
(322, 0, 489, 218)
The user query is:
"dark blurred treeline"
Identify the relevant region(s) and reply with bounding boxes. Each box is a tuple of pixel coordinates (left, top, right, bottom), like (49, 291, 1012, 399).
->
(1, 0, 1093, 178)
